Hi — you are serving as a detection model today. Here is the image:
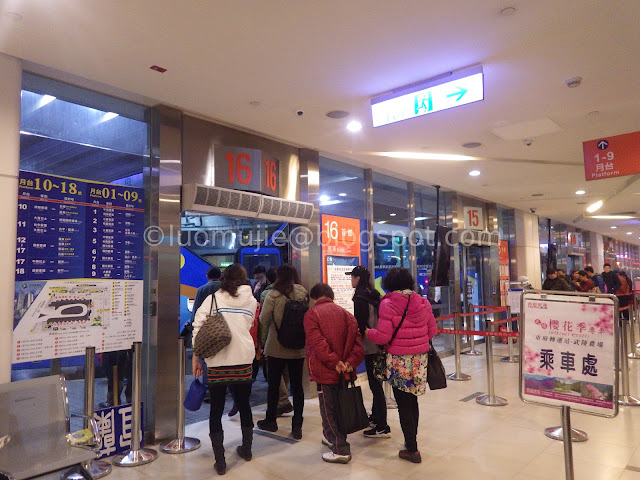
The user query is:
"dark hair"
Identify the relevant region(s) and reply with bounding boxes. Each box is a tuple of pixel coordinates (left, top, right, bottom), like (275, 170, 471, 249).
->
(546, 267, 557, 275)
(273, 264, 301, 296)
(220, 263, 248, 297)
(584, 266, 594, 273)
(253, 265, 266, 275)
(207, 265, 222, 281)
(578, 270, 588, 277)
(556, 268, 565, 274)
(603, 263, 611, 268)
(265, 266, 277, 284)
(382, 267, 415, 292)
(309, 283, 334, 300)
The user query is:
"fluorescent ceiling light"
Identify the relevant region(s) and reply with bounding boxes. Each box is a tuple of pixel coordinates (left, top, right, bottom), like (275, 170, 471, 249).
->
(588, 215, 637, 220)
(102, 112, 119, 121)
(346, 120, 362, 132)
(627, 232, 633, 235)
(389, 213, 397, 217)
(376, 152, 477, 161)
(38, 95, 56, 107)
(469, 170, 481, 176)
(611, 226, 617, 229)
(575, 190, 586, 195)
(586, 200, 603, 213)
(338, 193, 347, 197)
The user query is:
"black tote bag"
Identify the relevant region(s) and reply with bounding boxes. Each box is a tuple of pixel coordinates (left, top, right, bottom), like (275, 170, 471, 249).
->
(335, 377, 370, 434)
(426, 340, 447, 390)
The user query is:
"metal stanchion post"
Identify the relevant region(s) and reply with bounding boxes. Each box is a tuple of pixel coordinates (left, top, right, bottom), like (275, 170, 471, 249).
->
(384, 381, 397, 409)
(618, 316, 640, 406)
(627, 302, 640, 359)
(462, 305, 482, 356)
(561, 406, 575, 480)
(69, 347, 112, 480)
(113, 342, 158, 467)
(446, 313, 471, 381)
(501, 307, 519, 363)
(161, 338, 201, 453)
(476, 317, 507, 406)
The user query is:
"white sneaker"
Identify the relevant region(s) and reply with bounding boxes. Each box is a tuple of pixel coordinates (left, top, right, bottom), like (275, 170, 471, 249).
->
(321, 435, 333, 448)
(322, 452, 352, 464)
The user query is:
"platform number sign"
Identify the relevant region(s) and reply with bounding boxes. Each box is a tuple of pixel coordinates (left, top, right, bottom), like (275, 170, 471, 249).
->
(215, 146, 280, 196)
(463, 206, 484, 230)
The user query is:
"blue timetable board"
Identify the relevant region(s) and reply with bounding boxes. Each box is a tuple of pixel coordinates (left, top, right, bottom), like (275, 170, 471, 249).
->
(16, 171, 144, 282)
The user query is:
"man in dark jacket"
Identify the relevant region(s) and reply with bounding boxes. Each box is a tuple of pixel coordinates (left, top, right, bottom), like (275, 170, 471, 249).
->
(601, 263, 621, 294)
(542, 267, 572, 291)
(305, 283, 364, 465)
(584, 266, 604, 293)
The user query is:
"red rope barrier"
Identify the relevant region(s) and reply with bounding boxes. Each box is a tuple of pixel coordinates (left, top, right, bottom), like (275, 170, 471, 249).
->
(437, 328, 519, 338)
(490, 316, 519, 326)
(434, 314, 456, 322)
(620, 306, 630, 311)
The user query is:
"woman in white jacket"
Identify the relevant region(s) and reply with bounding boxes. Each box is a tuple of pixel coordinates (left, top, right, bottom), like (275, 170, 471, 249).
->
(192, 263, 258, 475)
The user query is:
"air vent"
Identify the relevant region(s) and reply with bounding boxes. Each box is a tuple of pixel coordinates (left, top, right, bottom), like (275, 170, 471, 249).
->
(182, 184, 314, 224)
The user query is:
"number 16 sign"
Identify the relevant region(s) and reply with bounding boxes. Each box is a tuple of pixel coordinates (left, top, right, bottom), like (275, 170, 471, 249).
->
(214, 145, 280, 196)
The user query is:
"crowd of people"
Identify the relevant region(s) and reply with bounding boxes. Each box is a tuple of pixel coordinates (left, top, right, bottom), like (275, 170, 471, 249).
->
(190, 263, 436, 474)
(543, 263, 633, 295)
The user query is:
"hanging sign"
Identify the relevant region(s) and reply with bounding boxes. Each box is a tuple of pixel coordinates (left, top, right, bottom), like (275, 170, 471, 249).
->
(214, 145, 280, 196)
(583, 130, 640, 181)
(520, 291, 618, 417)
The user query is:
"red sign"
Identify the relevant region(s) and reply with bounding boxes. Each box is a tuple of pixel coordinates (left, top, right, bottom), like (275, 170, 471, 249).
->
(214, 146, 280, 196)
(321, 214, 361, 282)
(583, 131, 640, 181)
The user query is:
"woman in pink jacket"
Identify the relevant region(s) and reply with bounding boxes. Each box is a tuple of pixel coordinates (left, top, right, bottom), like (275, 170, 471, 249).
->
(366, 267, 437, 464)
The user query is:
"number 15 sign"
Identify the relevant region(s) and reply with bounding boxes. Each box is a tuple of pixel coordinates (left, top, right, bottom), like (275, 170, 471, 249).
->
(463, 206, 484, 230)
(214, 145, 280, 196)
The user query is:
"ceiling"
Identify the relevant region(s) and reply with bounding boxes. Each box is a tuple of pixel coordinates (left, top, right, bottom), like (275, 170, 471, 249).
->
(1, 0, 639, 244)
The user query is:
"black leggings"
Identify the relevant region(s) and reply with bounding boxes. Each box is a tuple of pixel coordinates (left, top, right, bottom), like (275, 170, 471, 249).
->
(209, 383, 253, 434)
(365, 354, 388, 428)
(266, 357, 304, 427)
(393, 386, 419, 452)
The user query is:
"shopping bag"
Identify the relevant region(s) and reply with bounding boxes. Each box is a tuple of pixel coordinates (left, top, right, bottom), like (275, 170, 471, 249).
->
(335, 377, 370, 434)
(184, 378, 206, 411)
(426, 341, 447, 390)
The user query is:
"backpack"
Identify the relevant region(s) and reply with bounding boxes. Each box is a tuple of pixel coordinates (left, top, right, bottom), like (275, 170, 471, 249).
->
(276, 293, 308, 349)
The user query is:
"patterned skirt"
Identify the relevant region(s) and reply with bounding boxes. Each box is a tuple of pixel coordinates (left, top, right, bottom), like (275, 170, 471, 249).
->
(387, 353, 429, 396)
(207, 364, 253, 386)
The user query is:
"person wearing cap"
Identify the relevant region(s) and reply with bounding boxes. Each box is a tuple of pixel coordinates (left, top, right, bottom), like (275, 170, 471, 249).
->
(346, 265, 390, 438)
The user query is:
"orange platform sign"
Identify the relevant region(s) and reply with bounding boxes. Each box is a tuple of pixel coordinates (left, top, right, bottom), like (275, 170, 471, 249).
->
(583, 131, 640, 181)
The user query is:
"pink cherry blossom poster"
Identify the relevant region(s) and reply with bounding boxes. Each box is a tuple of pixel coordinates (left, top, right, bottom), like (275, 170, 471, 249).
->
(520, 292, 618, 417)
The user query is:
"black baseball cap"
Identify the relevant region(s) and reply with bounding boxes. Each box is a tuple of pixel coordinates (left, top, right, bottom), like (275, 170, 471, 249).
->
(345, 266, 370, 278)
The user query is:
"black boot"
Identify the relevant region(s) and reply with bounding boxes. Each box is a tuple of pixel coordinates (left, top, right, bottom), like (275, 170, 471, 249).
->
(236, 426, 253, 461)
(210, 431, 226, 475)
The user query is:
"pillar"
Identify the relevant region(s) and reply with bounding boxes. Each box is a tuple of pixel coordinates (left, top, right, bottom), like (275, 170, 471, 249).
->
(588, 232, 604, 270)
(514, 210, 542, 289)
(0, 53, 21, 384)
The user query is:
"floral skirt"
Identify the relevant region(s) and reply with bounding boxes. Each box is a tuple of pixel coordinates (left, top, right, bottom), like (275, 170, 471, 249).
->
(387, 353, 429, 396)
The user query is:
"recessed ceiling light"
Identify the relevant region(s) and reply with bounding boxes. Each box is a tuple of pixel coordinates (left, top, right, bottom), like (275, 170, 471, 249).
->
(389, 213, 397, 217)
(346, 120, 362, 132)
(627, 232, 633, 235)
(611, 226, 617, 229)
(326, 110, 350, 119)
(469, 170, 481, 176)
(338, 193, 347, 197)
(499, 7, 517, 16)
(319, 195, 330, 202)
(575, 190, 586, 195)
(462, 142, 482, 148)
(586, 200, 603, 213)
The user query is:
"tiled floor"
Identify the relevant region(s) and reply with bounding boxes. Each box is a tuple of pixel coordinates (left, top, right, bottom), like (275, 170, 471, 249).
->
(101, 343, 640, 480)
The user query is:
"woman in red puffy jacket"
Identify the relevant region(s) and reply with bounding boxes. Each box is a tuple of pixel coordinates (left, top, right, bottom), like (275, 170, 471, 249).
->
(366, 268, 437, 464)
